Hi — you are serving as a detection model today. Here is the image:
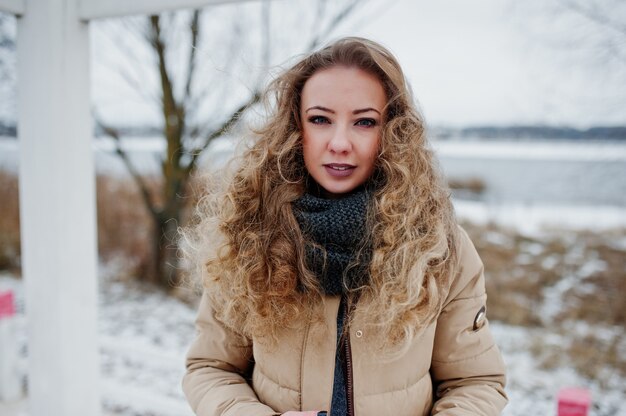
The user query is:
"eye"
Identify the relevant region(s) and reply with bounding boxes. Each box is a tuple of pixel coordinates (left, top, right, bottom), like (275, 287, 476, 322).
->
(308, 115, 330, 125)
(355, 118, 377, 127)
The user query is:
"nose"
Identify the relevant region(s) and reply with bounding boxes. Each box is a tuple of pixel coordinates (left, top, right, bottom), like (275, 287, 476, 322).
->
(328, 125, 352, 154)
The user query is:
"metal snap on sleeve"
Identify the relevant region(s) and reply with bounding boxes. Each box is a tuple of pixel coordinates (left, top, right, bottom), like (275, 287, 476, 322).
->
(355, 330, 363, 338)
(473, 305, 487, 331)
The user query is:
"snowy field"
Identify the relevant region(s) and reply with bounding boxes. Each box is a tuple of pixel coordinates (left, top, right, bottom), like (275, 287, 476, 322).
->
(1, 211, 625, 416)
(1, 271, 624, 416)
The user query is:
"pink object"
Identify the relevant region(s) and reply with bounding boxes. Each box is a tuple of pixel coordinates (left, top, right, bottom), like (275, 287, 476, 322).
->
(558, 387, 591, 416)
(0, 290, 15, 319)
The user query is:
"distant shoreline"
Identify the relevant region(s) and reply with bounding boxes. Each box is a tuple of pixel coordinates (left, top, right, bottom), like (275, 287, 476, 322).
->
(431, 125, 626, 141)
(0, 124, 625, 141)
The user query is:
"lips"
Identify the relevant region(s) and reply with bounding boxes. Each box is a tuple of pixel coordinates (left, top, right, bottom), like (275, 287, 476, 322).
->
(323, 163, 355, 177)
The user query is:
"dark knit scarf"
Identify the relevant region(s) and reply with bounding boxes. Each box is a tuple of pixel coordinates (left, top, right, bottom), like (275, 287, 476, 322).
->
(292, 188, 372, 295)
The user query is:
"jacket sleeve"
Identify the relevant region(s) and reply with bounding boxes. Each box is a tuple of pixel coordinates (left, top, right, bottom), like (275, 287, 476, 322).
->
(429, 227, 508, 415)
(182, 291, 279, 416)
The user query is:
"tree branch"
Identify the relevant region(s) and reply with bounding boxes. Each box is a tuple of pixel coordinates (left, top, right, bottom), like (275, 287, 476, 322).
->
(311, 0, 328, 39)
(184, 10, 201, 105)
(97, 20, 160, 105)
(149, 14, 184, 173)
(261, 0, 271, 70)
(185, 91, 262, 174)
(95, 116, 158, 219)
(307, 0, 361, 51)
(116, 66, 161, 106)
(559, 0, 626, 36)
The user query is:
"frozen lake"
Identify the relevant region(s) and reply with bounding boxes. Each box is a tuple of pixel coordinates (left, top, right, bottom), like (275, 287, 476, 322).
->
(433, 139, 626, 206)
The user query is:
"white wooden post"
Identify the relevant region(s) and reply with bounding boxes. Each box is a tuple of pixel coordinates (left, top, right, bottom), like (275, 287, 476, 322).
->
(17, 0, 100, 414)
(0, 0, 24, 15)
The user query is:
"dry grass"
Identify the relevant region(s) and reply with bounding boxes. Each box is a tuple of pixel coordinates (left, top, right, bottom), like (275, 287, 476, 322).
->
(447, 177, 486, 193)
(529, 330, 625, 387)
(555, 233, 626, 327)
(96, 175, 157, 281)
(568, 334, 625, 380)
(461, 223, 626, 328)
(462, 221, 626, 386)
(464, 223, 552, 327)
(0, 169, 20, 272)
(0, 170, 161, 280)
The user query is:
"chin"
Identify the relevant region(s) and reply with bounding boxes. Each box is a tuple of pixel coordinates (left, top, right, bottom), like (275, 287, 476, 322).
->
(320, 183, 358, 197)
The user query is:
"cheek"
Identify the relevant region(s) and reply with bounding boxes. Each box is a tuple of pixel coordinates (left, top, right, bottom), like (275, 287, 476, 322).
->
(301, 128, 324, 154)
(362, 134, 381, 163)
(301, 125, 311, 148)
(301, 132, 311, 157)
(361, 136, 381, 176)
(301, 131, 317, 169)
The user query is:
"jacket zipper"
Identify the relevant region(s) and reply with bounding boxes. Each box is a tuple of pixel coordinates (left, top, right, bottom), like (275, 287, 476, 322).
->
(343, 296, 356, 416)
(345, 327, 355, 416)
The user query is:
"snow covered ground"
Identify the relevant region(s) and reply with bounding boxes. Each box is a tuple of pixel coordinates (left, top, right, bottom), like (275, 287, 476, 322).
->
(1, 223, 625, 416)
(454, 199, 626, 235)
(0, 276, 196, 416)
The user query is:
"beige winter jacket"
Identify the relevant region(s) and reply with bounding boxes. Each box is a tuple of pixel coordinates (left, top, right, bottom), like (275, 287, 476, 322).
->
(183, 227, 508, 415)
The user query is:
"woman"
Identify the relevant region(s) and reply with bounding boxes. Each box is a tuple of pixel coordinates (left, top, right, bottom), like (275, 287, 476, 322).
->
(182, 37, 507, 416)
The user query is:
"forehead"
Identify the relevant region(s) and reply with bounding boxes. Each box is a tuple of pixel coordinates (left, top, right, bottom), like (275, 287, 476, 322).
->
(300, 66, 386, 110)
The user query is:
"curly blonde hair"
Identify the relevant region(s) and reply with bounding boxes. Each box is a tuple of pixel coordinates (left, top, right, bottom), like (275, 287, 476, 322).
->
(183, 37, 458, 351)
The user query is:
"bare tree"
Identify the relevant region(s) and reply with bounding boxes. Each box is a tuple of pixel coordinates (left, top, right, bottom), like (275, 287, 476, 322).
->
(94, 1, 371, 287)
(508, 0, 626, 123)
(558, 0, 626, 40)
(555, 0, 626, 67)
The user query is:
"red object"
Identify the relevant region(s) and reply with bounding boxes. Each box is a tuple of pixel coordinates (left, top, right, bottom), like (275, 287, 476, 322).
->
(558, 387, 591, 416)
(0, 290, 15, 319)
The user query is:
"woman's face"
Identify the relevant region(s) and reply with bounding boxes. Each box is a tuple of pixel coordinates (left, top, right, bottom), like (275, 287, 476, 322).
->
(300, 65, 386, 198)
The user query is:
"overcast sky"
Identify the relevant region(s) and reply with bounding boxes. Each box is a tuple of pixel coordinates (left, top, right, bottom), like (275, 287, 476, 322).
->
(2, 0, 624, 129)
(340, 0, 626, 127)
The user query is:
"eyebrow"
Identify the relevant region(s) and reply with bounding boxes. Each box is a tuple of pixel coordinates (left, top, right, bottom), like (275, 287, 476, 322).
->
(305, 105, 381, 115)
(353, 107, 381, 115)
